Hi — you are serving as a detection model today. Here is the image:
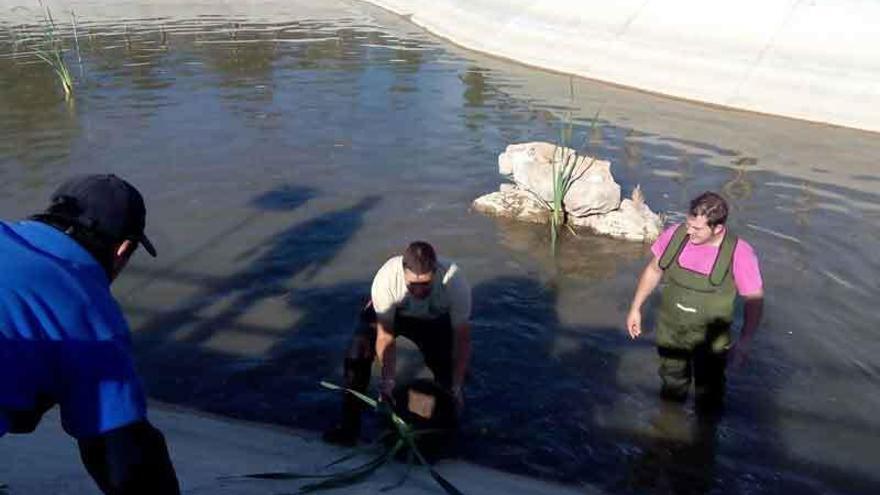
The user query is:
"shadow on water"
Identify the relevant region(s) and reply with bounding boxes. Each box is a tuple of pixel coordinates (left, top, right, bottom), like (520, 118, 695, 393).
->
(131, 187, 380, 424)
(122, 184, 317, 298)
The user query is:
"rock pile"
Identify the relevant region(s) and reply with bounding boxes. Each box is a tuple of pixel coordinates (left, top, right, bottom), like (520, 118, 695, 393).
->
(473, 142, 662, 242)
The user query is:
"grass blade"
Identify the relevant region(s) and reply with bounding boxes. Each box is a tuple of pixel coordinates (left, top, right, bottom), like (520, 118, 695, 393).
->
(227, 447, 391, 482)
(238, 381, 466, 494)
(33, 2, 75, 99)
(427, 469, 466, 495)
(323, 433, 393, 469)
(320, 381, 377, 409)
(380, 449, 414, 492)
(298, 440, 403, 493)
(407, 438, 466, 495)
(233, 472, 326, 481)
(320, 381, 408, 429)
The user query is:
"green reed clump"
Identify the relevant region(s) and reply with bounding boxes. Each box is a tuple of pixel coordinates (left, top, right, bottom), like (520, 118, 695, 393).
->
(542, 82, 600, 252)
(34, 3, 74, 99)
(224, 381, 464, 494)
(524, 79, 603, 252)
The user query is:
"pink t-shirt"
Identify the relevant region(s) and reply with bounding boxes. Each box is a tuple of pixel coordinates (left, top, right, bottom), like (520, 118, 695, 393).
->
(651, 224, 763, 296)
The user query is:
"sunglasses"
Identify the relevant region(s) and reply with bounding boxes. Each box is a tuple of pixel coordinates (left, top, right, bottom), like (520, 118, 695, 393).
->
(407, 280, 433, 289)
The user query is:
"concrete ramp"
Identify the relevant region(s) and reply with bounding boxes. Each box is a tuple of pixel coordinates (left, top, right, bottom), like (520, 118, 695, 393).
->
(0, 405, 597, 495)
(365, 0, 880, 132)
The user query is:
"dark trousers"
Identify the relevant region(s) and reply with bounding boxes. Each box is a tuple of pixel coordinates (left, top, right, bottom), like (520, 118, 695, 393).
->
(339, 300, 454, 431)
(78, 421, 180, 495)
(4, 404, 179, 495)
(657, 344, 728, 414)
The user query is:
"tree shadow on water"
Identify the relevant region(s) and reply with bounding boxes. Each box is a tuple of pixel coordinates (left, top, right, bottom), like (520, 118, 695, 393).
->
(121, 184, 317, 299)
(131, 190, 380, 418)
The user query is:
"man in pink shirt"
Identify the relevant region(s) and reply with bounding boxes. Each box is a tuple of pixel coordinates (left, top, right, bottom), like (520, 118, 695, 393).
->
(626, 192, 764, 414)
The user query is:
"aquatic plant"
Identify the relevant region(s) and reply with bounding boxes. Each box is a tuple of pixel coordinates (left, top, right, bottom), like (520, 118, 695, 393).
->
(70, 10, 84, 78)
(226, 381, 464, 494)
(540, 79, 601, 251)
(34, 2, 74, 99)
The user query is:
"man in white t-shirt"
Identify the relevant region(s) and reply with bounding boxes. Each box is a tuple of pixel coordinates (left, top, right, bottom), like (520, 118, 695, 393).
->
(323, 241, 472, 446)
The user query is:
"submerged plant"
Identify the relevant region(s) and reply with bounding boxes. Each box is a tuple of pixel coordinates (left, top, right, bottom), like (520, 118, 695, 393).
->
(34, 2, 74, 99)
(225, 381, 464, 494)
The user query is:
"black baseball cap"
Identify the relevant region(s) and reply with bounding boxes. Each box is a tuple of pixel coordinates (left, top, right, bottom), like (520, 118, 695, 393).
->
(43, 174, 157, 257)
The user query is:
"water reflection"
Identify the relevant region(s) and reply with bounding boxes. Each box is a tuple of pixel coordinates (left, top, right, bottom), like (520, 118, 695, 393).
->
(0, 40, 79, 187)
(461, 66, 490, 132)
(82, 23, 174, 95)
(495, 218, 647, 280)
(461, 66, 488, 107)
(791, 182, 818, 228)
(722, 156, 756, 208)
(623, 128, 642, 170)
(464, 275, 625, 481)
(624, 404, 720, 495)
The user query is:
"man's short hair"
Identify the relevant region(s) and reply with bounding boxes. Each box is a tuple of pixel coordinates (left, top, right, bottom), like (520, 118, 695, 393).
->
(689, 191, 729, 227)
(402, 241, 437, 274)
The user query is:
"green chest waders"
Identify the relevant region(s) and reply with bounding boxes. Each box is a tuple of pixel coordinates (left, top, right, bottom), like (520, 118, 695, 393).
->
(655, 224, 738, 354)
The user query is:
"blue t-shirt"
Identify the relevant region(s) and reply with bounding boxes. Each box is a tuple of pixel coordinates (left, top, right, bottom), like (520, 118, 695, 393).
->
(0, 220, 146, 438)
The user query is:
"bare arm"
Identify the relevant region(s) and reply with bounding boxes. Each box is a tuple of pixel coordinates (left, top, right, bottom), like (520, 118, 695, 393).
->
(730, 292, 764, 367)
(375, 321, 396, 397)
(739, 292, 764, 343)
(446, 263, 472, 398)
(626, 256, 663, 338)
(452, 322, 471, 390)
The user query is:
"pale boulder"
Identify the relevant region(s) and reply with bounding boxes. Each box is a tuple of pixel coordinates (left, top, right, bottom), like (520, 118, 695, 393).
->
(498, 142, 620, 217)
(477, 142, 664, 242)
(474, 185, 662, 242)
(472, 186, 549, 224)
(570, 189, 663, 241)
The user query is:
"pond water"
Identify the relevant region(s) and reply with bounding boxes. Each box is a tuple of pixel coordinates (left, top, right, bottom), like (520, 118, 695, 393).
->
(1, 1, 879, 494)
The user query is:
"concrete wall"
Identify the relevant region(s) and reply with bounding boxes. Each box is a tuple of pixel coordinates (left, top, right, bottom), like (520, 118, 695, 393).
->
(365, 0, 880, 133)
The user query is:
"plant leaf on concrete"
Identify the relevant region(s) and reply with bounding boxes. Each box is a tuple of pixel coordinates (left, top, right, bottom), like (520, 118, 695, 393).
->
(224, 382, 465, 494)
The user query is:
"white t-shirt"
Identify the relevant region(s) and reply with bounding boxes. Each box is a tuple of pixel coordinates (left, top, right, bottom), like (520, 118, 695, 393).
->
(370, 255, 471, 329)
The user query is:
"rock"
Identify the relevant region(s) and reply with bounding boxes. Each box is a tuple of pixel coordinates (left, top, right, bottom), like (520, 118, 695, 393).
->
(479, 144, 663, 242)
(570, 188, 663, 241)
(498, 141, 621, 217)
(472, 188, 549, 224)
(473, 185, 662, 241)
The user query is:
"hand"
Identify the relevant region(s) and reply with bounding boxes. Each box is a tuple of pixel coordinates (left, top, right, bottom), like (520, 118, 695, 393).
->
(728, 339, 752, 369)
(379, 378, 396, 406)
(626, 308, 642, 339)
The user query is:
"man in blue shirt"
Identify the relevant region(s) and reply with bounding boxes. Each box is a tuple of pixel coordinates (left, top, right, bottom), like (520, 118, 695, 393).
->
(0, 174, 179, 494)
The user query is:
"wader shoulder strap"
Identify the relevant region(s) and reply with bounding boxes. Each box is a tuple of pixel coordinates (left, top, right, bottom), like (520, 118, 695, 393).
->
(658, 224, 688, 270)
(709, 230, 739, 285)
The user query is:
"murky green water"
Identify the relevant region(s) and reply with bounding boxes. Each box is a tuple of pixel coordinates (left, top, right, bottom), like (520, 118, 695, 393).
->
(1, 1, 878, 493)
